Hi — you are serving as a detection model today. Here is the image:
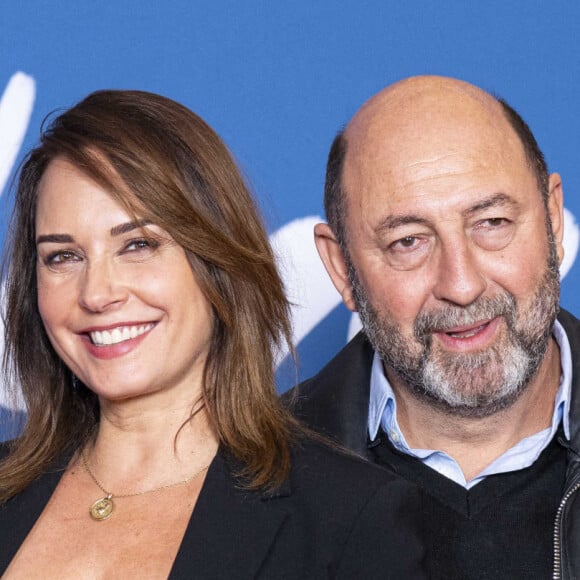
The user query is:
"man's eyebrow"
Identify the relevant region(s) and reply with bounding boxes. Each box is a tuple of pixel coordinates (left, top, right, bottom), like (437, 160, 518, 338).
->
(375, 214, 430, 234)
(374, 193, 520, 235)
(463, 193, 519, 217)
(36, 219, 152, 245)
(109, 219, 152, 237)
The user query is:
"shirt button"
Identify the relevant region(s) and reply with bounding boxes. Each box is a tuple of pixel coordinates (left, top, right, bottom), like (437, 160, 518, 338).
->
(390, 431, 400, 443)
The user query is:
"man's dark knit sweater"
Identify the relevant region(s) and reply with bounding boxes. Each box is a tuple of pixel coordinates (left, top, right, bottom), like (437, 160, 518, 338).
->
(371, 429, 568, 579)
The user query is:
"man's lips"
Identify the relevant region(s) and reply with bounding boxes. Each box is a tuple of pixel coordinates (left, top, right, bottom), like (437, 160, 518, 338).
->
(431, 317, 501, 351)
(440, 321, 491, 338)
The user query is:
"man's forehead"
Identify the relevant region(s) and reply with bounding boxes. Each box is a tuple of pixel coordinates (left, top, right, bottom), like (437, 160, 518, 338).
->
(341, 80, 529, 204)
(348, 83, 509, 151)
(346, 76, 501, 137)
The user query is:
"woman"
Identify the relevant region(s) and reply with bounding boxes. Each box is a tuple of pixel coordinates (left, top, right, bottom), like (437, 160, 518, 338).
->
(0, 90, 424, 578)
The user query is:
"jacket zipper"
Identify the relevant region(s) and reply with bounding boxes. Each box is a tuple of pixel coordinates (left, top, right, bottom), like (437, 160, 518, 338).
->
(553, 480, 580, 579)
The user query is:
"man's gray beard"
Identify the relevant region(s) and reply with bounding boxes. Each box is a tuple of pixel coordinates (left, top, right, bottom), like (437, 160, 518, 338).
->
(348, 239, 561, 419)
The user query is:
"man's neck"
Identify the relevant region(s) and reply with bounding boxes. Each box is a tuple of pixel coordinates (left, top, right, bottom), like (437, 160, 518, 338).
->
(389, 338, 562, 482)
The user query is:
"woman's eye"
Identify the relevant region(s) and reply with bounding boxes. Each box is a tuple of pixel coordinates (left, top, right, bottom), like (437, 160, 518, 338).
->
(121, 237, 162, 258)
(124, 238, 159, 252)
(40, 250, 82, 272)
(45, 250, 79, 265)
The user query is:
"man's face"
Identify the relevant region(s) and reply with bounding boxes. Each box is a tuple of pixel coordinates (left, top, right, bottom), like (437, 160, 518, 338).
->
(349, 245, 560, 417)
(331, 97, 564, 417)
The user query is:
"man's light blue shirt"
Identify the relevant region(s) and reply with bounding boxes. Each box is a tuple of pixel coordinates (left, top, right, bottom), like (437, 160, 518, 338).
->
(368, 320, 572, 489)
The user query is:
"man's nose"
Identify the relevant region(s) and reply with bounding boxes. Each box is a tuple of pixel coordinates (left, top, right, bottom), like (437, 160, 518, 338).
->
(431, 241, 487, 306)
(78, 259, 128, 313)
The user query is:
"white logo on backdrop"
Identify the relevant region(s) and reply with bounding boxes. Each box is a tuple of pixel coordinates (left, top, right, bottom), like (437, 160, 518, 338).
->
(0, 71, 579, 407)
(0, 72, 35, 411)
(0, 72, 36, 199)
(562, 208, 580, 279)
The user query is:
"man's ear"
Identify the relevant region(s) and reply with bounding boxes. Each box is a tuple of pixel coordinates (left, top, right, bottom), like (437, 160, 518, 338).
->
(314, 223, 358, 312)
(547, 173, 565, 265)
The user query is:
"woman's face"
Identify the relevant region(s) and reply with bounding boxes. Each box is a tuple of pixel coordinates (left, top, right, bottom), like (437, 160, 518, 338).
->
(35, 157, 214, 406)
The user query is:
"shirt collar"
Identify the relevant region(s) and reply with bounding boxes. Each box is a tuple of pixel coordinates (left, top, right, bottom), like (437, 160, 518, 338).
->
(368, 319, 573, 442)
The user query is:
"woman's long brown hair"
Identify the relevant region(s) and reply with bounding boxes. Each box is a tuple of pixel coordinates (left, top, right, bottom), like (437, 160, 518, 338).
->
(0, 90, 298, 501)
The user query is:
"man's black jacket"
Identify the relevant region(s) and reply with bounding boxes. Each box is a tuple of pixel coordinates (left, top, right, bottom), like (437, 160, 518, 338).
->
(285, 309, 580, 579)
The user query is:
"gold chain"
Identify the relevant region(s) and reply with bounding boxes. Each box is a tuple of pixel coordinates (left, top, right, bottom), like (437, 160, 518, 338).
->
(81, 449, 211, 521)
(81, 450, 210, 498)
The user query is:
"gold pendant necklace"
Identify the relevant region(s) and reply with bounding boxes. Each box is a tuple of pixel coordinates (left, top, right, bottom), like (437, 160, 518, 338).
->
(81, 450, 211, 521)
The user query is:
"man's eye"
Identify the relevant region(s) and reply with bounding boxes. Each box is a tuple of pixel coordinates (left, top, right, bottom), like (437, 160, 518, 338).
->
(384, 234, 430, 270)
(393, 236, 419, 250)
(473, 217, 515, 251)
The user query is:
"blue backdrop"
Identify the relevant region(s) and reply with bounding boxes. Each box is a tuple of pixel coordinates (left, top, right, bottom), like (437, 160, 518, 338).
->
(1, 2, 580, 429)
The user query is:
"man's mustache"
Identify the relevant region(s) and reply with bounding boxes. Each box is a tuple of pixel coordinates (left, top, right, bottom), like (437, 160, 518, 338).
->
(414, 293, 516, 343)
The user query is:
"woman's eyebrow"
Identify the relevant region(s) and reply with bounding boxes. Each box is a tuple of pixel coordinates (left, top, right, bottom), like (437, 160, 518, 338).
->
(36, 219, 153, 245)
(109, 219, 152, 237)
(36, 233, 74, 244)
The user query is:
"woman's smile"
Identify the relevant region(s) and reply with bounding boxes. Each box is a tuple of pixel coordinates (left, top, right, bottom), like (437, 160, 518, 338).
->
(36, 158, 214, 402)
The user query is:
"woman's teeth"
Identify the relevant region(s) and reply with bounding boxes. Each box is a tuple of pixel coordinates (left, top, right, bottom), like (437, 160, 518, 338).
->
(90, 324, 154, 346)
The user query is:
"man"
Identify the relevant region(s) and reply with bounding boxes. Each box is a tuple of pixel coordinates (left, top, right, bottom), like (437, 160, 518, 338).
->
(288, 76, 580, 578)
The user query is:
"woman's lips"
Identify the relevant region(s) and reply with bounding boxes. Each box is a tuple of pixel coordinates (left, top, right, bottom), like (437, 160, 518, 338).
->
(80, 322, 157, 359)
(89, 323, 156, 346)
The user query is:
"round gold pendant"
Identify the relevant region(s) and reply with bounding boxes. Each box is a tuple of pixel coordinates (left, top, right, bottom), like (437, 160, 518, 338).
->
(90, 495, 114, 521)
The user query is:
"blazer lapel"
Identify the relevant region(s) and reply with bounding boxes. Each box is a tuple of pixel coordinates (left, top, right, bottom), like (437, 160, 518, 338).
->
(170, 450, 290, 580)
(0, 458, 67, 573)
(560, 309, 580, 447)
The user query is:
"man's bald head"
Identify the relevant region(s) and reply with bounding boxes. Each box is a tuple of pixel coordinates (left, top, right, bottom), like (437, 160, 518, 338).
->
(325, 76, 549, 247)
(315, 75, 563, 420)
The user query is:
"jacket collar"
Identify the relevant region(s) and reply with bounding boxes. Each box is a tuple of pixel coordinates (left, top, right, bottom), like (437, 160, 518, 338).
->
(0, 448, 292, 578)
(557, 309, 580, 451)
(0, 452, 70, 572)
(170, 449, 290, 579)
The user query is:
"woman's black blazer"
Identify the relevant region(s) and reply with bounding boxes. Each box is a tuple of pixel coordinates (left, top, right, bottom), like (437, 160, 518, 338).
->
(0, 439, 425, 578)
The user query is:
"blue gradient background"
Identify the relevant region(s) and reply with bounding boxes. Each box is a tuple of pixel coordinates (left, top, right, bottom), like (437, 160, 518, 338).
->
(1, 2, 579, 435)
